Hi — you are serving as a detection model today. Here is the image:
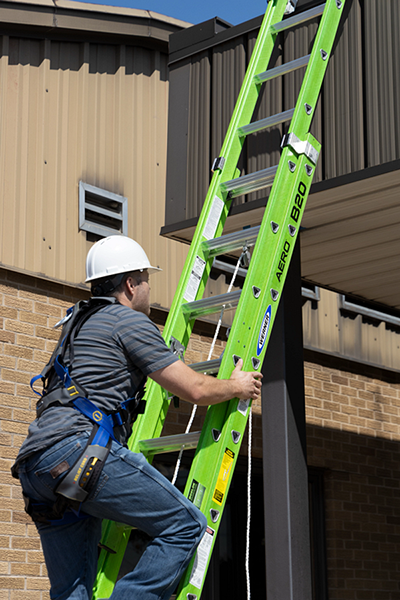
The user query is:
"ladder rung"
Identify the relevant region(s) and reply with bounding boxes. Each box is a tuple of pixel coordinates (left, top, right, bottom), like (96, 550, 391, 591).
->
(237, 108, 295, 137)
(270, 3, 325, 33)
(202, 226, 260, 258)
(220, 165, 278, 198)
(182, 290, 241, 319)
(189, 358, 221, 374)
(139, 431, 201, 456)
(254, 54, 310, 84)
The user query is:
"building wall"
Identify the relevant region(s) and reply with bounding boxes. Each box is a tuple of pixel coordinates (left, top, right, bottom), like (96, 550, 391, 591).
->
(0, 2, 189, 312)
(305, 356, 400, 600)
(1, 269, 399, 598)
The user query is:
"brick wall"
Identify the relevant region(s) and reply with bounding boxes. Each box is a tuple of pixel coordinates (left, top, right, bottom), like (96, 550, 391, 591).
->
(1, 270, 400, 599)
(305, 355, 400, 600)
(0, 270, 89, 600)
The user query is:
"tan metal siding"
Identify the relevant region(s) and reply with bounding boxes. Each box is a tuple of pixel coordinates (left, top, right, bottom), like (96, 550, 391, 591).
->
(302, 287, 400, 373)
(0, 34, 188, 310)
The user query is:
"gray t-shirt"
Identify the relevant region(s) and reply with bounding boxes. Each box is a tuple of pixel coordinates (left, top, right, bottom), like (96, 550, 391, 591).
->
(12, 302, 178, 474)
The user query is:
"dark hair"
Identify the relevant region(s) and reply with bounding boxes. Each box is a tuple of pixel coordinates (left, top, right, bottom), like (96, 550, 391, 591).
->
(91, 271, 143, 297)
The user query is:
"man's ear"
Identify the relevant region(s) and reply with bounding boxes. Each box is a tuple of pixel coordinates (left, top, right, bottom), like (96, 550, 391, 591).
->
(125, 276, 136, 297)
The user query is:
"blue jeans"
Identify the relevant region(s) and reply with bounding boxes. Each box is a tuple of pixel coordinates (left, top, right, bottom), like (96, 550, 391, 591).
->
(18, 432, 207, 600)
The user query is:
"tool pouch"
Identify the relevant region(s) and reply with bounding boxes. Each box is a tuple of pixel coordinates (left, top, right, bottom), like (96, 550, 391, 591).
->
(55, 434, 111, 504)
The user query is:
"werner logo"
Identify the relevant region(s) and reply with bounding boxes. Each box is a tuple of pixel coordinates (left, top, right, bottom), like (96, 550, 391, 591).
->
(257, 305, 272, 357)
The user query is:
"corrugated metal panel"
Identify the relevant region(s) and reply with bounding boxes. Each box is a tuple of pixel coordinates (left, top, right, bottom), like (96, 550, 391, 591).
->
(322, 0, 364, 178)
(164, 0, 400, 219)
(211, 36, 246, 179)
(187, 51, 211, 219)
(364, 0, 400, 167)
(0, 33, 188, 310)
(302, 287, 400, 373)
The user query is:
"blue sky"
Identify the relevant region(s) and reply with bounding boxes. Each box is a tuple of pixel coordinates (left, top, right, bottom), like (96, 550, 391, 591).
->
(76, 0, 267, 26)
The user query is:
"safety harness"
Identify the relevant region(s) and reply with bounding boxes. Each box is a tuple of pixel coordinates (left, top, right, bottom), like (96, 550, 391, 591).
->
(25, 297, 146, 525)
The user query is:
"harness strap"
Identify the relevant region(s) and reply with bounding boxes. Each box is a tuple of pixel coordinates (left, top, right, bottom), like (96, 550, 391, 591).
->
(30, 374, 43, 396)
(54, 355, 72, 388)
(72, 397, 118, 443)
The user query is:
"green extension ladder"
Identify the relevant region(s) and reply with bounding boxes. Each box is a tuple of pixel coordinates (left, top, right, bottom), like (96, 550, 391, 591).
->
(93, 0, 345, 598)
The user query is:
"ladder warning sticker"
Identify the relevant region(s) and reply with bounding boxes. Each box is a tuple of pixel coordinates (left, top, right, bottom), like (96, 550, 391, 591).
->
(212, 448, 235, 506)
(203, 196, 224, 240)
(183, 256, 206, 303)
(189, 526, 215, 589)
(237, 398, 250, 417)
(188, 479, 206, 509)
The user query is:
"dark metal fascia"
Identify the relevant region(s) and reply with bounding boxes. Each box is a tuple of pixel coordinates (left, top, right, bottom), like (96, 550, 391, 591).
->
(168, 14, 263, 66)
(310, 159, 400, 195)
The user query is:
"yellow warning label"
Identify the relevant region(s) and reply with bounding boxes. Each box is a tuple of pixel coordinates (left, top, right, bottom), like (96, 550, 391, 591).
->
(212, 448, 234, 506)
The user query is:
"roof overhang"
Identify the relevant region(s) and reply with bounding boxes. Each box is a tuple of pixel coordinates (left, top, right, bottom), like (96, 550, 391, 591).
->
(161, 159, 400, 312)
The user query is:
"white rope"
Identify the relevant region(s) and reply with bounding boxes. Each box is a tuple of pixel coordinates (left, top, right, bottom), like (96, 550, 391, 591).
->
(171, 252, 245, 486)
(245, 406, 253, 600)
(171, 404, 198, 485)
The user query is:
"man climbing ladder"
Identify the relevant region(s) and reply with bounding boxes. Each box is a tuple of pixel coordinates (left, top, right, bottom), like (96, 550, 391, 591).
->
(12, 235, 262, 600)
(94, 1, 346, 599)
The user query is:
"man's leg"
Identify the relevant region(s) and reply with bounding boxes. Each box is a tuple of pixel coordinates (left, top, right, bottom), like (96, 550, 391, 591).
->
(36, 516, 102, 600)
(18, 433, 103, 600)
(84, 443, 207, 600)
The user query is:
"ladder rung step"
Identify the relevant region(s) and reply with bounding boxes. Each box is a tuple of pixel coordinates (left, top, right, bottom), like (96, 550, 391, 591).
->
(254, 54, 310, 84)
(237, 108, 295, 136)
(213, 258, 248, 279)
(139, 431, 202, 456)
(270, 3, 325, 33)
(182, 290, 241, 319)
(189, 358, 221, 375)
(220, 165, 278, 198)
(201, 226, 260, 258)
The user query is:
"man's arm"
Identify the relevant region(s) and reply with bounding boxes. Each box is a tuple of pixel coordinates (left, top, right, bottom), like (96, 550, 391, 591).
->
(150, 358, 262, 406)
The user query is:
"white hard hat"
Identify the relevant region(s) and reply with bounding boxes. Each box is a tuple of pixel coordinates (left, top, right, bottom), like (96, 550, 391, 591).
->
(85, 235, 161, 283)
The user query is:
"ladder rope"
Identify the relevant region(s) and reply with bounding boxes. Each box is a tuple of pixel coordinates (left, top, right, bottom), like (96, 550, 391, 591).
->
(171, 252, 245, 486)
(245, 407, 252, 600)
